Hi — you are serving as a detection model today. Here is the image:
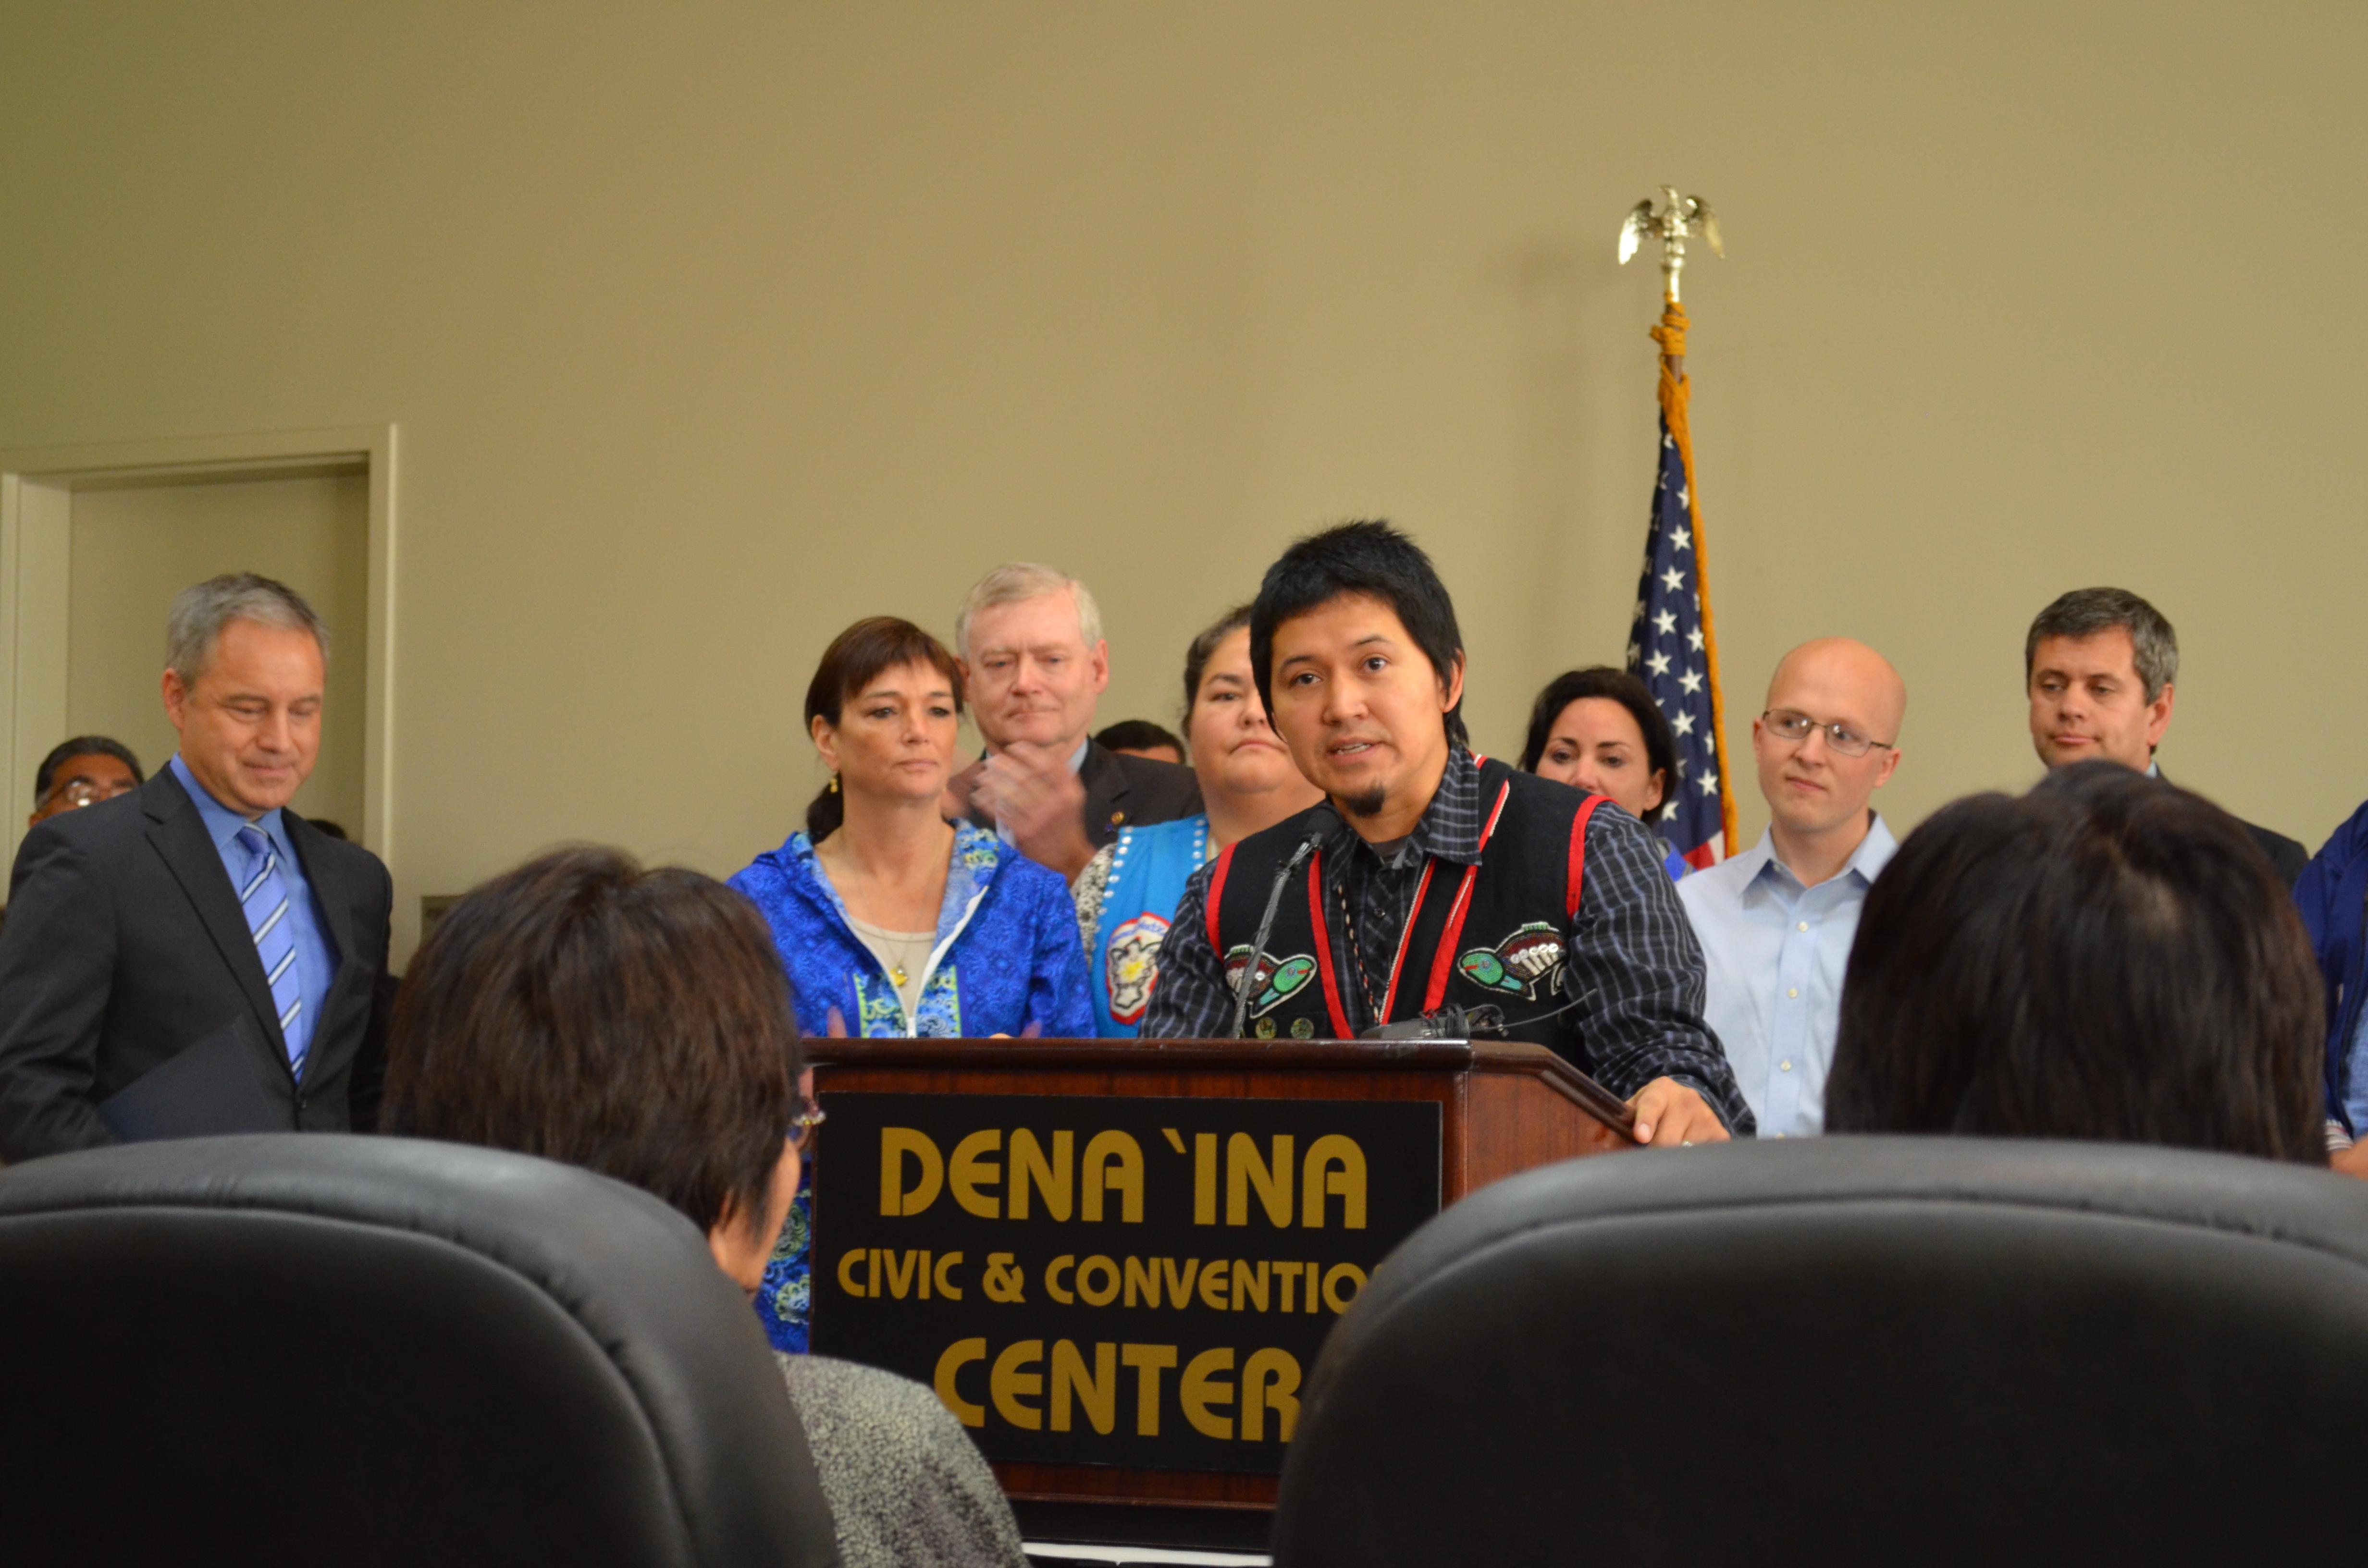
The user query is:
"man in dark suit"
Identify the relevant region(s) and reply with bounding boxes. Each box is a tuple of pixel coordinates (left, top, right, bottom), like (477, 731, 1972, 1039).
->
(943, 563, 1202, 878)
(0, 574, 394, 1162)
(2024, 587, 2308, 886)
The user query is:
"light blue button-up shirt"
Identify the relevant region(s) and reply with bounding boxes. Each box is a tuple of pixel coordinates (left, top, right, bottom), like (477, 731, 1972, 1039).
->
(1676, 815, 1897, 1139)
(169, 754, 337, 1065)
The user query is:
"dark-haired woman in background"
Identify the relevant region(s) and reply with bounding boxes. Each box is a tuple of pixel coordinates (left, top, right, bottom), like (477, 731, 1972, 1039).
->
(730, 616, 1092, 1348)
(1520, 666, 1690, 881)
(1825, 760, 2325, 1163)
(1073, 606, 1324, 1036)
(385, 847, 1028, 1568)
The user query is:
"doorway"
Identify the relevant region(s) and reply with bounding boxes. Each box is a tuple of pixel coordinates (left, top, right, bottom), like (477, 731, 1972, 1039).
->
(0, 427, 395, 880)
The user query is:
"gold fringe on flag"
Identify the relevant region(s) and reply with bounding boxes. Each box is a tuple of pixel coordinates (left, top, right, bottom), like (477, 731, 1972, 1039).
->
(1649, 296, 1739, 858)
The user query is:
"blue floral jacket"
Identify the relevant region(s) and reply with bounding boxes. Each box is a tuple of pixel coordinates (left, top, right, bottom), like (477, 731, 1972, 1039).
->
(728, 820, 1094, 1349)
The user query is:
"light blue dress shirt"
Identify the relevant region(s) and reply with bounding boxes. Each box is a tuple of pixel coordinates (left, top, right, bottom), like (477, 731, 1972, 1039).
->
(168, 754, 337, 1066)
(2344, 1004, 2368, 1141)
(1676, 815, 1898, 1139)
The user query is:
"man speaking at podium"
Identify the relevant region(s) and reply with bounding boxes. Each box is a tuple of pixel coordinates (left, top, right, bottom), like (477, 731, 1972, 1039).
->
(1143, 522, 1751, 1145)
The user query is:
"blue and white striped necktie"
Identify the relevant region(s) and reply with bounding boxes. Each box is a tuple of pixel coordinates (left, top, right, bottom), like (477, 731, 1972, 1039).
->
(234, 825, 308, 1080)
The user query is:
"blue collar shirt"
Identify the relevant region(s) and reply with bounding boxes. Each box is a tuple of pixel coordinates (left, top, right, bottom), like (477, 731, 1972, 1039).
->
(1676, 814, 1897, 1139)
(168, 754, 337, 1066)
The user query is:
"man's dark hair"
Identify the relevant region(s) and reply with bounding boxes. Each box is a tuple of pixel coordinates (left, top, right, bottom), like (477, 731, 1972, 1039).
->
(2024, 587, 2179, 703)
(1180, 602, 1255, 722)
(1827, 761, 2321, 1163)
(384, 847, 805, 1242)
(1249, 521, 1467, 749)
(34, 735, 144, 802)
(1517, 667, 1678, 824)
(803, 616, 965, 839)
(1095, 719, 1186, 760)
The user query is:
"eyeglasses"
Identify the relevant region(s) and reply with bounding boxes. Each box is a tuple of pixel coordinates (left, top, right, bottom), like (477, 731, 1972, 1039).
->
(1762, 709, 1894, 759)
(791, 1099, 827, 1155)
(44, 777, 138, 811)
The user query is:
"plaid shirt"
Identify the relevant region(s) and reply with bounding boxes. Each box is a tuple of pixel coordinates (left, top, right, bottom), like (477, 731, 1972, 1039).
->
(1143, 746, 1754, 1134)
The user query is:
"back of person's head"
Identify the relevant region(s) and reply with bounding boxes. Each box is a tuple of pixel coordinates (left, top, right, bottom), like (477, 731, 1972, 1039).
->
(1249, 520, 1468, 748)
(384, 846, 805, 1244)
(802, 616, 965, 839)
(1517, 666, 1678, 822)
(2024, 586, 2178, 702)
(1827, 760, 2321, 1162)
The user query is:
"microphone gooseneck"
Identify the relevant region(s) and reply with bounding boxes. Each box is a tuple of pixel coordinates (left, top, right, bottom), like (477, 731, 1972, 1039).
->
(1231, 804, 1342, 1039)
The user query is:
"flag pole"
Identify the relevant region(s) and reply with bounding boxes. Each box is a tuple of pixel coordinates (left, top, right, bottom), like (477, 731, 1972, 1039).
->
(1620, 188, 1738, 857)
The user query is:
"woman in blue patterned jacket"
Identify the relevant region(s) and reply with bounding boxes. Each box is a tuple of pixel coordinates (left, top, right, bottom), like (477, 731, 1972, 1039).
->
(730, 615, 1093, 1349)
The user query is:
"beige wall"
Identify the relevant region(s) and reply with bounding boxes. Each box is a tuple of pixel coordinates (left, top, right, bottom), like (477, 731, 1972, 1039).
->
(1, 2, 2361, 959)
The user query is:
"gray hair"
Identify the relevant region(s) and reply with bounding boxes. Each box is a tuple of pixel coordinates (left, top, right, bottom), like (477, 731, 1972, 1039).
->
(166, 573, 330, 685)
(953, 563, 1104, 659)
(2024, 587, 2177, 702)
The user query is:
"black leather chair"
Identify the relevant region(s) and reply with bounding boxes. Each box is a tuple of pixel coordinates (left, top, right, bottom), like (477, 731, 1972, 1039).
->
(1274, 1137, 2368, 1565)
(0, 1134, 839, 1567)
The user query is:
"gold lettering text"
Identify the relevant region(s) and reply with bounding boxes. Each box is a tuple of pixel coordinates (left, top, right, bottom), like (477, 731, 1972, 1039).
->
(1122, 1343, 1177, 1436)
(1051, 1339, 1117, 1434)
(1082, 1130, 1145, 1222)
(1181, 1348, 1236, 1440)
(950, 1130, 1003, 1219)
(934, 1338, 986, 1427)
(1228, 1133, 1294, 1227)
(1242, 1348, 1302, 1442)
(881, 1127, 944, 1216)
(990, 1339, 1044, 1430)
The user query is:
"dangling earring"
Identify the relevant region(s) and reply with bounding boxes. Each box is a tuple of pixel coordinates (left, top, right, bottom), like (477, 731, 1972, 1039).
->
(828, 773, 840, 794)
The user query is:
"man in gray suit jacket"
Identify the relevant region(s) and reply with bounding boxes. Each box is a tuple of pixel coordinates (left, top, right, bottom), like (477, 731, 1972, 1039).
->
(944, 563, 1202, 878)
(0, 574, 394, 1162)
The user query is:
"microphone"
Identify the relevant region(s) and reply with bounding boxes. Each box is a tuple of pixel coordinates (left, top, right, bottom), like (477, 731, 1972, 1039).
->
(1357, 948, 1600, 1041)
(1359, 1002, 1508, 1041)
(1231, 804, 1342, 1039)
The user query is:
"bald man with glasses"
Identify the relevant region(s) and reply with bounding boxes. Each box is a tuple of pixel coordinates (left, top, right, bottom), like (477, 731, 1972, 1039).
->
(1677, 638, 1905, 1139)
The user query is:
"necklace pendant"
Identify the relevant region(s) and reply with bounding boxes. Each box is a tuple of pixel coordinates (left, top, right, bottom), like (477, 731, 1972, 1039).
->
(890, 965, 909, 986)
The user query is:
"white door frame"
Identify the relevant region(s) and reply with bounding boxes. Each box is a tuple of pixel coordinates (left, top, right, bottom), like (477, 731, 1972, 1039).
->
(0, 426, 397, 878)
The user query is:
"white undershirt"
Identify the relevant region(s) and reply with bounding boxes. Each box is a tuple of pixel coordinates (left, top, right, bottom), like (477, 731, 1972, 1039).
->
(846, 916, 935, 1020)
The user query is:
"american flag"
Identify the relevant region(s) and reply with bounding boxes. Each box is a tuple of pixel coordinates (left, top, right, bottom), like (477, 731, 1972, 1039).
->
(1626, 410, 1735, 870)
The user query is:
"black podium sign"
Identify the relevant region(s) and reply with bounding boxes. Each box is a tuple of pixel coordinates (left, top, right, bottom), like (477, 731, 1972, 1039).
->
(810, 1090, 1442, 1475)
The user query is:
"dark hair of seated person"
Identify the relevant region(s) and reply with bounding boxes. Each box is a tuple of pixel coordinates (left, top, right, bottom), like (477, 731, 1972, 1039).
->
(383, 846, 803, 1253)
(1094, 718, 1185, 762)
(1825, 760, 2323, 1163)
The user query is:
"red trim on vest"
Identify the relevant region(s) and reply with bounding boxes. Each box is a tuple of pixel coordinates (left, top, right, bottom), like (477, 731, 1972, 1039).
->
(1420, 780, 1514, 1012)
(1377, 858, 1438, 1022)
(1306, 849, 1353, 1038)
(1205, 843, 1237, 951)
(1567, 794, 1607, 919)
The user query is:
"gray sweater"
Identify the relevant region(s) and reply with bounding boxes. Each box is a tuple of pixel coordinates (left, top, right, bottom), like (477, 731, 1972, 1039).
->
(777, 1353, 1028, 1568)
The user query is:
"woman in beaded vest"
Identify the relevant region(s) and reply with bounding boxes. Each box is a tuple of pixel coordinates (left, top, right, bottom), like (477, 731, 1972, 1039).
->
(1073, 605, 1324, 1036)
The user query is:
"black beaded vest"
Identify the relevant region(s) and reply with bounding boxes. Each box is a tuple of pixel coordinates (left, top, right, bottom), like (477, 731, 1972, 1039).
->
(1205, 756, 1607, 1051)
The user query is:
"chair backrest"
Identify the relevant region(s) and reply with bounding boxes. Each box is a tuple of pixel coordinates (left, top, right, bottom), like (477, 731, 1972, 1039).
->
(1274, 1137, 2368, 1566)
(0, 1134, 839, 1568)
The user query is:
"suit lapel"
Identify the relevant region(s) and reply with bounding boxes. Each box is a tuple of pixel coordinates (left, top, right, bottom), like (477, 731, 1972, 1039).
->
(1080, 741, 1135, 840)
(287, 816, 360, 1040)
(143, 770, 289, 1063)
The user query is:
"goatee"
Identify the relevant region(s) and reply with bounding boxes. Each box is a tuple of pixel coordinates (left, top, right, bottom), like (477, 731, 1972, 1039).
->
(1337, 784, 1388, 821)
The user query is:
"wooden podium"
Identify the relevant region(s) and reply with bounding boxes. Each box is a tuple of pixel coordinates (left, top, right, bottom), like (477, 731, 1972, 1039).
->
(807, 1036, 1638, 1552)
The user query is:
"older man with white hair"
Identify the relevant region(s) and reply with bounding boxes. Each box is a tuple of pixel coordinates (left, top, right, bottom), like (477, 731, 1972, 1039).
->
(946, 563, 1201, 879)
(0, 573, 395, 1160)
